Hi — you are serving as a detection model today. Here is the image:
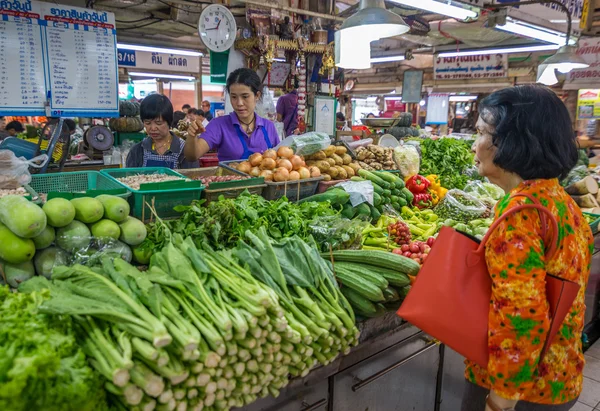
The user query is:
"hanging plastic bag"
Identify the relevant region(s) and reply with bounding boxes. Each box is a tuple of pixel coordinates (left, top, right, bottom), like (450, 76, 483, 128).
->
(255, 86, 277, 122)
(392, 145, 420, 178)
(0, 150, 48, 189)
(309, 215, 369, 251)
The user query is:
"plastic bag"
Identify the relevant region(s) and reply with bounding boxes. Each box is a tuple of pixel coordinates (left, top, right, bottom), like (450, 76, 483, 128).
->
(392, 145, 420, 178)
(0, 150, 48, 189)
(71, 238, 133, 265)
(463, 180, 505, 201)
(275, 132, 332, 156)
(434, 189, 491, 224)
(255, 86, 277, 122)
(309, 215, 370, 251)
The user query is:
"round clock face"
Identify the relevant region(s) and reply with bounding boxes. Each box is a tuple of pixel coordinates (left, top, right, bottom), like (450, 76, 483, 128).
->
(198, 4, 237, 53)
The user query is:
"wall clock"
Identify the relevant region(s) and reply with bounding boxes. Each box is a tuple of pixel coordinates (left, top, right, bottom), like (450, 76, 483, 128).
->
(198, 4, 237, 53)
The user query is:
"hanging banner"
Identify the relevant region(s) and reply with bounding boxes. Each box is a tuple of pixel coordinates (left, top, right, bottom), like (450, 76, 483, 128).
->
(564, 37, 600, 88)
(434, 55, 508, 80)
(402, 70, 423, 103)
(116, 49, 201, 73)
(425, 93, 449, 125)
(577, 89, 600, 119)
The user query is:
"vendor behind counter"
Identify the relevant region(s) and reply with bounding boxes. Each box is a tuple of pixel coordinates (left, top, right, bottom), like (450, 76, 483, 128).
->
(126, 94, 197, 169)
(185, 68, 280, 162)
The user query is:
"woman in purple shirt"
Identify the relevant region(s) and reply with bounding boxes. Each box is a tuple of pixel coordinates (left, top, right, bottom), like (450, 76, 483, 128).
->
(185, 68, 280, 162)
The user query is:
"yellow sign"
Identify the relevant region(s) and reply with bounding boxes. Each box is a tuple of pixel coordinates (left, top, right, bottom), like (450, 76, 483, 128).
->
(577, 89, 600, 119)
(581, 0, 590, 30)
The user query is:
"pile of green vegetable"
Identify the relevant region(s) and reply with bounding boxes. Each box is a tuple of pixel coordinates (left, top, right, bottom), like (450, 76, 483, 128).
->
(302, 170, 414, 222)
(419, 138, 475, 190)
(23, 225, 358, 410)
(440, 218, 493, 240)
(139, 192, 338, 257)
(323, 250, 417, 317)
(0, 286, 108, 411)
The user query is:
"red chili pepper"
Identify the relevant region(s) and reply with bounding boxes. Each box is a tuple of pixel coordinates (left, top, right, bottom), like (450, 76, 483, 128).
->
(413, 192, 433, 209)
(406, 175, 431, 194)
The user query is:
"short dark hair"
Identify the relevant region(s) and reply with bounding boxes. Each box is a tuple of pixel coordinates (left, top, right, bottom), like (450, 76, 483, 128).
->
(182, 104, 191, 110)
(172, 111, 186, 127)
(226, 68, 262, 96)
(141, 94, 174, 126)
(336, 112, 345, 122)
(479, 84, 578, 181)
(187, 108, 198, 115)
(5, 121, 24, 132)
(63, 119, 76, 132)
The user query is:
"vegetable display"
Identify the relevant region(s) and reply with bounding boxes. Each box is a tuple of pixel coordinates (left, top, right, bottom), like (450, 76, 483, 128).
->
(419, 138, 475, 190)
(305, 144, 360, 181)
(230, 146, 319, 182)
(116, 174, 185, 190)
(0, 285, 107, 411)
(354, 145, 397, 171)
(194, 175, 250, 187)
(433, 189, 491, 223)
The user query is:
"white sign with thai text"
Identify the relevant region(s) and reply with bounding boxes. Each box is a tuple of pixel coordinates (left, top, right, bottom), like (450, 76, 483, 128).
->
(434, 54, 508, 81)
(565, 37, 600, 87)
(117, 49, 201, 73)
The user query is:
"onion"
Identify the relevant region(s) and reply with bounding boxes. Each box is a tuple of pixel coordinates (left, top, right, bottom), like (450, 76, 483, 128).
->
(289, 155, 305, 170)
(260, 157, 276, 170)
(276, 158, 293, 172)
(298, 167, 310, 179)
(237, 161, 251, 174)
(259, 170, 274, 181)
(250, 166, 261, 177)
(273, 167, 289, 182)
(263, 149, 277, 160)
(249, 153, 263, 167)
(309, 166, 321, 177)
(277, 146, 294, 159)
(288, 171, 300, 181)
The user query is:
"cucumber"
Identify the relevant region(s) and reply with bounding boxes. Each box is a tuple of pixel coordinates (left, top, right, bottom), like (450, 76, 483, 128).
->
(323, 250, 421, 276)
(334, 267, 385, 302)
(373, 192, 382, 207)
(358, 170, 390, 189)
(383, 286, 400, 302)
(401, 188, 414, 204)
(371, 206, 381, 221)
(341, 287, 378, 315)
(335, 262, 388, 289)
(397, 197, 408, 207)
(341, 203, 355, 219)
(299, 188, 350, 206)
(355, 203, 371, 218)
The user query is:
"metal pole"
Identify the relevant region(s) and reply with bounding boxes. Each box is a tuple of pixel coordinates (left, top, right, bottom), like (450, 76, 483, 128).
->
(235, 0, 344, 22)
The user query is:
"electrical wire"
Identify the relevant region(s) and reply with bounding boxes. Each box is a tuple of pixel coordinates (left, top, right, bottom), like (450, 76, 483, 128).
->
(116, 15, 156, 24)
(118, 19, 163, 30)
(156, 0, 203, 14)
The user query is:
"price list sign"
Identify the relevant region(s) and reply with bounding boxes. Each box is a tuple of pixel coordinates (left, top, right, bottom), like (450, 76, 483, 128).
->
(0, 0, 119, 118)
(0, 1, 46, 115)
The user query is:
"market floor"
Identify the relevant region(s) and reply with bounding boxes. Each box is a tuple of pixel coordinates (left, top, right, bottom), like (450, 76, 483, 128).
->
(578, 338, 600, 410)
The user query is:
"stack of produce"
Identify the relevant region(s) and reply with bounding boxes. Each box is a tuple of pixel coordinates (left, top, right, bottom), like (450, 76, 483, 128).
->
(230, 146, 320, 182)
(388, 113, 419, 139)
(192, 175, 250, 188)
(433, 189, 492, 224)
(419, 138, 475, 190)
(0, 195, 146, 288)
(0, 285, 108, 411)
(109, 101, 144, 133)
(139, 191, 339, 257)
(323, 250, 418, 317)
(0, 187, 28, 198)
(354, 145, 397, 171)
(29, 225, 358, 410)
(305, 144, 360, 181)
(116, 174, 187, 190)
(563, 175, 600, 212)
(440, 218, 493, 240)
(399, 207, 439, 241)
(303, 170, 413, 221)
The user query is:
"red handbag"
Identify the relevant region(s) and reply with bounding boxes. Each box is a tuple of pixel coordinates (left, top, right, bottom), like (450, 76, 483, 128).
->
(397, 194, 581, 368)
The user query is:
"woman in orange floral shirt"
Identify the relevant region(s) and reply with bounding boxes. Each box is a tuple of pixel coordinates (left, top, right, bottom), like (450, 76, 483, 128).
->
(462, 85, 593, 411)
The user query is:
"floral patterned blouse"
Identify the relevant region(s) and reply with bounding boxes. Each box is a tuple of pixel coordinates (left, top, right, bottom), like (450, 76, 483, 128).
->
(464, 178, 593, 404)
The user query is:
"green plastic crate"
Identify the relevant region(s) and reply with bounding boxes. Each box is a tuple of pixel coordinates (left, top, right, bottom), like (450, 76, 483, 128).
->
(100, 167, 203, 222)
(584, 212, 600, 235)
(29, 171, 129, 201)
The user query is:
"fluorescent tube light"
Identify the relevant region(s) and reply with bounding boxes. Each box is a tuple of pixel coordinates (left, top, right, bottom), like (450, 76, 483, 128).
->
(549, 19, 580, 23)
(129, 72, 196, 80)
(117, 43, 203, 57)
(371, 55, 405, 63)
(389, 0, 478, 21)
(449, 95, 478, 102)
(495, 19, 573, 46)
(438, 44, 559, 57)
(385, 97, 403, 100)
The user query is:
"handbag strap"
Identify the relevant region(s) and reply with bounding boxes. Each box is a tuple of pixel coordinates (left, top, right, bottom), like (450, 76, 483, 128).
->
(475, 196, 559, 261)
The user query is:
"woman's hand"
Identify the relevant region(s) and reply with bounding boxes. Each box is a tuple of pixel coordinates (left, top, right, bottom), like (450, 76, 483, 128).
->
(187, 118, 205, 138)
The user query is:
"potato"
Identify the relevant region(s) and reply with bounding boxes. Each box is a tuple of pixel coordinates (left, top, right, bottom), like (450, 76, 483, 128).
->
(342, 154, 352, 165)
(335, 146, 347, 155)
(322, 174, 332, 181)
(313, 151, 327, 160)
(348, 162, 361, 173)
(326, 158, 336, 167)
(356, 151, 368, 161)
(331, 153, 343, 166)
(342, 165, 355, 177)
(336, 166, 348, 180)
(324, 145, 336, 157)
(328, 166, 339, 178)
(316, 160, 330, 172)
(306, 160, 317, 167)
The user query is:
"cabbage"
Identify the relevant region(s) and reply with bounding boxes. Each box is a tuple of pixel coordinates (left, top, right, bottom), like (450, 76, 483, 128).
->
(392, 145, 420, 178)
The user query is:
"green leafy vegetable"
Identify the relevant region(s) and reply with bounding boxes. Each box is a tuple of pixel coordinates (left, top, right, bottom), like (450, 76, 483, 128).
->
(419, 138, 475, 189)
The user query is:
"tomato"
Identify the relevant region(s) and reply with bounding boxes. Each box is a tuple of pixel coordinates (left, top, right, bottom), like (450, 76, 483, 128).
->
(409, 243, 420, 253)
(403, 252, 412, 258)
(423, 245, 431, 254)
(421, 254, 428, 262)
(392, 248, 403, 255)
(411, 257, 421, 263)
(401, 244, 410, 252)
(426, 237, 435, 247)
